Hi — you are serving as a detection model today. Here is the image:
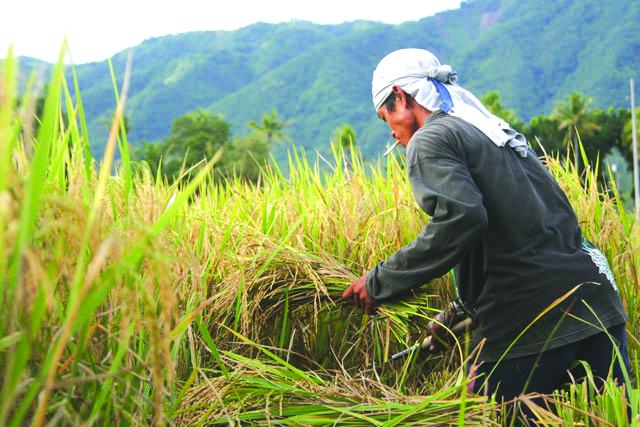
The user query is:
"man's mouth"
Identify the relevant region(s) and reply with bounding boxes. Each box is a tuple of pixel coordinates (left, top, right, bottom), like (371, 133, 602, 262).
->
(383, 140, 401, 157)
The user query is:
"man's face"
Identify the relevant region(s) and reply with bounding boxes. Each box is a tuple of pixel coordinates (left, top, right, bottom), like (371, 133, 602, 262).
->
(376, 97, 420, 148)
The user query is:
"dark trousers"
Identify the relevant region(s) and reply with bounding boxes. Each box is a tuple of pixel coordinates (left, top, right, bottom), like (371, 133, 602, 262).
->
(470, 324, 630, 424)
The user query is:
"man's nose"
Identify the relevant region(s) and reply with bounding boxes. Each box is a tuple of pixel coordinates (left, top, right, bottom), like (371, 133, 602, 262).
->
(391, 130, 397, 140)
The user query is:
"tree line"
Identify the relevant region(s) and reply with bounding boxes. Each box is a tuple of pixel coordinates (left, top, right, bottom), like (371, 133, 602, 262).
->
(481, 91, 639, 207)
(119, 90, 640, 206)
(133, 108, 359, 184)
(23, 83, 639, 207)
(134, 108, 290, 184)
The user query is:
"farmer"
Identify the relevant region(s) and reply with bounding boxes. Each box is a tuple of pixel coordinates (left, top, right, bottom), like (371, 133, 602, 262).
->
(343, 48, 629, 415)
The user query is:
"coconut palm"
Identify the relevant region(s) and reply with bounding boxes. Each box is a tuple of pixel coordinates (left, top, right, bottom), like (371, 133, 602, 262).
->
(247, 109, 292, 147)
(550, 91, 600, 169)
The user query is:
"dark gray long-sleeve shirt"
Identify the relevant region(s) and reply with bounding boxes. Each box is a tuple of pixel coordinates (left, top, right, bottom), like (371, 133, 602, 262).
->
(366, 110, 627, 362)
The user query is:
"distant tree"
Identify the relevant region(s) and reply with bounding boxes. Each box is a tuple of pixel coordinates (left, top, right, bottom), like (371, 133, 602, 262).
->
(136, 140, 165, 178)
(137, 108, 278, 184)
(333, 123, 357, 151)
(137, 108, 231, 181)
(622, 107, 640, 160)
(480, 91, 525, 132)
(525, 107, 627, 172)
(583, 107, 628, 165)
(167, 108, 231, 179)
(550, 91, 600, 169)
(523, 115, 564, 155)
(247, 109, 291, 147)
(222, 134, 270, 183)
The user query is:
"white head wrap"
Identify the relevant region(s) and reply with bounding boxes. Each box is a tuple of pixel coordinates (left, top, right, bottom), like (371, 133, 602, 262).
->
(372, 48, 528, 157)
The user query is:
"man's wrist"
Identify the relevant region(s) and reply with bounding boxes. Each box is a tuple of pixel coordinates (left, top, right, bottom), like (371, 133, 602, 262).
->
(364, 270, 377, 301)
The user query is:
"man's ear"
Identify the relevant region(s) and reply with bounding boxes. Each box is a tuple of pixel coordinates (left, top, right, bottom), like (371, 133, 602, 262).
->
(392, 85, 408, 107)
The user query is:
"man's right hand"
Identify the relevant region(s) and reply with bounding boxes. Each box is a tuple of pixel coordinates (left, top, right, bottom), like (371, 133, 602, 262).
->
(342, 275, 378, 315)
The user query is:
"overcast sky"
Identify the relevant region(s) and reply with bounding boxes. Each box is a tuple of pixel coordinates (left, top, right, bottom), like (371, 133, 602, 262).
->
(2, 0, 462, 63)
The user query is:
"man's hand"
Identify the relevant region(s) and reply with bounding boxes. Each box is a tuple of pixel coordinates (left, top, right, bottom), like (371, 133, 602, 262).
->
(342, 275, 378, 315)
(427, 310, 452, 352)
(427, 303, 471, 352)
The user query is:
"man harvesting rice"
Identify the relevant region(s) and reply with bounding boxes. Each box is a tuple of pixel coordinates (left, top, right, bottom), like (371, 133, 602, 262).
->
(343, 48, 629, 415)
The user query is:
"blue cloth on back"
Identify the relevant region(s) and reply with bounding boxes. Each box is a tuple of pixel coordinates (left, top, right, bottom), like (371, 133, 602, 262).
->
(429, 78, 454, 113)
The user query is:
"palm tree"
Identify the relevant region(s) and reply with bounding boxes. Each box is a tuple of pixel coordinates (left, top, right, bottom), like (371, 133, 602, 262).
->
(550, 91, 600, 170)
(247, 109, 292, 148)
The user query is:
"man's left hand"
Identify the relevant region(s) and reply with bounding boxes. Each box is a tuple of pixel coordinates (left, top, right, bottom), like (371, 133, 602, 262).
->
(342, 275, 378, 315)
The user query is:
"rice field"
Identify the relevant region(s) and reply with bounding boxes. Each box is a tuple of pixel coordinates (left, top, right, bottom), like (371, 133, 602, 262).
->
(1, 49, 639, 426)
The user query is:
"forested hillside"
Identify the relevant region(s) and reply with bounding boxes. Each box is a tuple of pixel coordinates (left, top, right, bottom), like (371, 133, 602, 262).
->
(11, 0, 640, 159)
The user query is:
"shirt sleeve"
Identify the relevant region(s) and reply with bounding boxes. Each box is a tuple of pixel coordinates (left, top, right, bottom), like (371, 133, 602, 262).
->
(365, 127, 488, 301)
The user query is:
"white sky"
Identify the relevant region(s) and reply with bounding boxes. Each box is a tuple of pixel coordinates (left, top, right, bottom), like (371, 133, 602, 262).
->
(1, 0, 462, 63)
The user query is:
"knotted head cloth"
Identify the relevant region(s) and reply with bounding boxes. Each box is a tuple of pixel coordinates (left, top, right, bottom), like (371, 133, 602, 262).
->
(372, 48, 528, 157)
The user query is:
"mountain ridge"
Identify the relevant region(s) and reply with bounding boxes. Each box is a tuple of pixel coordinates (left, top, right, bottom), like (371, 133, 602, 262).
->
(10, 0, 640, 159)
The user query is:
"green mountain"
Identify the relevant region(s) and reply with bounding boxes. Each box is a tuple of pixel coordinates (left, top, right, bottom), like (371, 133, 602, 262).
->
(11, 0, 640, 160)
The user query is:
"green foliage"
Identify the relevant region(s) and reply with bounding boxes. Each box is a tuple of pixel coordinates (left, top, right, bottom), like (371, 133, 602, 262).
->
(332, 123, 357, 150)
(137, 139, 165, 174)
(167, 108, 230, 157)
(622, 107, 640, 159)
(137, 108, 231, 180)
(585, 107, 629, 164)
(136, 108, 272, 183)
(223, 133, 270, 182)
(550, 91, 600, 168)
(525, 104, 631, 194)
(523, 114, 564, 155)
(480, 90, 524, 132)
(246, 108, 291, 147)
